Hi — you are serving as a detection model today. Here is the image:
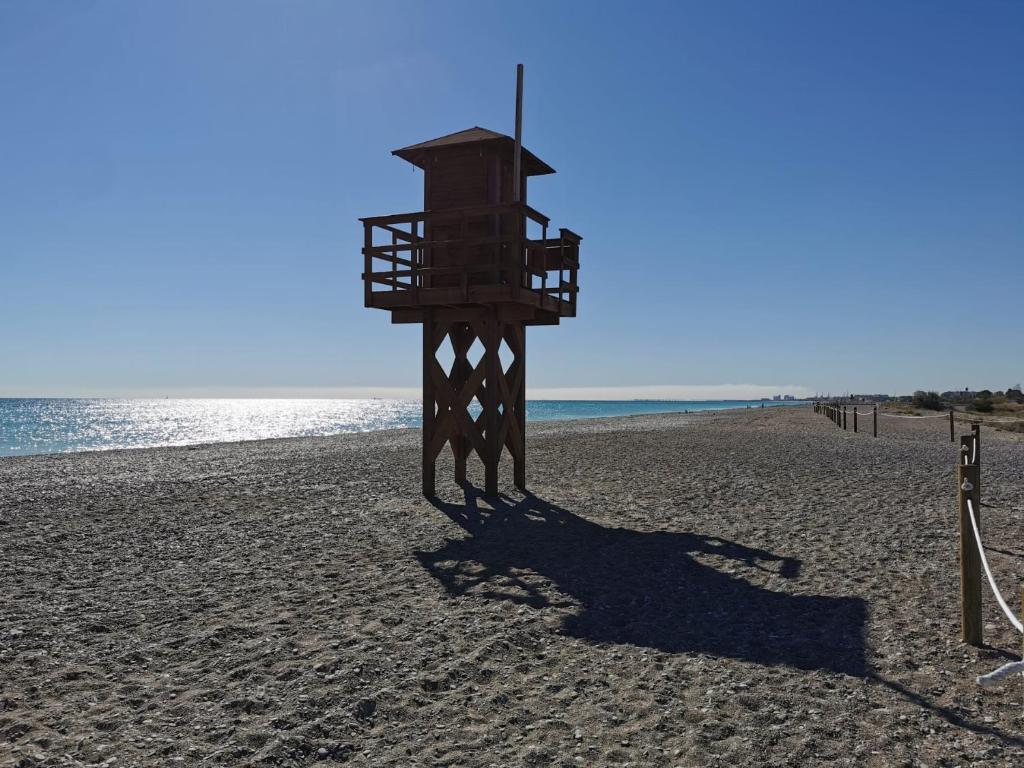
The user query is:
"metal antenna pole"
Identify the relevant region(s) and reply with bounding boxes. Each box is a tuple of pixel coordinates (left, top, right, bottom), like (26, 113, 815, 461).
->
(513, 64, 523, 203)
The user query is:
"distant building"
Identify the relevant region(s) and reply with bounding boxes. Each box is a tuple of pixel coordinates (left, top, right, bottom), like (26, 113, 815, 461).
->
(852, 394, 891, 403)
(942, 390, 978, 402)
(773, 395, 782, 401)
(783, 394, 795, 401)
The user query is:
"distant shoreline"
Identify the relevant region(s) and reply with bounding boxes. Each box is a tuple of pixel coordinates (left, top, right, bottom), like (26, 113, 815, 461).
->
(0, 399, 809, 458)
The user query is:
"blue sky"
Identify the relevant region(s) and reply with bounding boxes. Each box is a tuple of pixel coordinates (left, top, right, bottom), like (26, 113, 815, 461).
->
(1, 1, 1021, 399)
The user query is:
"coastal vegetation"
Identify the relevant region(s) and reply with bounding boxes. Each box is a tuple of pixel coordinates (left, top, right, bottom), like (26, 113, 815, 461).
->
(911, 390, 944, 410)
(874, 387, 1024, 432)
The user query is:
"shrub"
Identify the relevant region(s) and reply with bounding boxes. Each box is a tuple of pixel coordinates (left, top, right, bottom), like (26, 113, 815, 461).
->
(912, 390, 944, 410)
(971, 393, 994, 413)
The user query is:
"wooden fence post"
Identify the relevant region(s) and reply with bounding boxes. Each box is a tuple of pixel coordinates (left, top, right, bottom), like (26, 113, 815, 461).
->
(957, 453, 982, 646)
(972, 423, 981, 468)
(843, 406, 847, 430)
(873, 406, 877, 438)
(949, 409, 955, 442)
(853, 407, 858, 433)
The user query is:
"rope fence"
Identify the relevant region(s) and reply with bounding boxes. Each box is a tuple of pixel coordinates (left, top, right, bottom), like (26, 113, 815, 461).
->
(811, 404, 1023, 687)
(812, 400, 1021, 443)
(876, 412, 950, 419)
(953, 426, 1024, 689)
(813, 401, 881, 437)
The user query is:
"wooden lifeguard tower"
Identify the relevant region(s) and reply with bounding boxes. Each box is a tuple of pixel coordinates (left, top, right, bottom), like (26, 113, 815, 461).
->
(359, 66, 581, 497)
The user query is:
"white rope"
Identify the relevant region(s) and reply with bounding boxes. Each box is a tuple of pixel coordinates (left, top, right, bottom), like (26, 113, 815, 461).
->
(819, 408, 1022, 425)
(876, 411, 950, 419)
(977, 660, 1024, 688)
(966, 498, 1024, 633)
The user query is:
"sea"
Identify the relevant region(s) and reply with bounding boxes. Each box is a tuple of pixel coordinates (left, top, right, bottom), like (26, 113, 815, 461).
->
(0, 398, 806, 457)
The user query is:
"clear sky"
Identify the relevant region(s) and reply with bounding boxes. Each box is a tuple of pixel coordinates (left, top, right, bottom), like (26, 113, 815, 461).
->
(1, 1, 1021, 399)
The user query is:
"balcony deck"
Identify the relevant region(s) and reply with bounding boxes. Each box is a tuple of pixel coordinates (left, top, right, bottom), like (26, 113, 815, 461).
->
(360, 203, 580, 326)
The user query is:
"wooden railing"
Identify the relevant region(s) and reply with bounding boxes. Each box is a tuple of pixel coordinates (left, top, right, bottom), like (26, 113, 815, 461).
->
(360, 203, 580, 316)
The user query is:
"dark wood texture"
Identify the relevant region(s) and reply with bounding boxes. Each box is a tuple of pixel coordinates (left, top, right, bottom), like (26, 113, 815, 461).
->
(957, 457, 982, 646)
(360, 123, 577, 495)
(418, 309, 526, 496)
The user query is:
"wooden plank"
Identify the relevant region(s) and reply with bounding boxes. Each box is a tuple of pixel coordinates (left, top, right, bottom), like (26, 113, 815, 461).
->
(390, 309, 424, 324)
(361, 202, 521, 227)
(484, 310, 500, 495)
(422, 311, 436, 496)
(513, 63, 523, 203)
(430, 351, 487, 461)
(363, 224, 372, 308)
(379, 223, 417, 242)
(957, 460, 982, 646)
(367, 252, 418, 268)
(366, 233, 515, 255)
(366, 274, 414, 289)
(427, 409, 455, 464)
(449, 324, 468, 481)
(511, 322, 526, 489)
(521, 203, 549, 226)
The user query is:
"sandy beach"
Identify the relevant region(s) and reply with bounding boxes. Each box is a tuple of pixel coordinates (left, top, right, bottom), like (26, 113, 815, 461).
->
(3, 405, 1024, 767)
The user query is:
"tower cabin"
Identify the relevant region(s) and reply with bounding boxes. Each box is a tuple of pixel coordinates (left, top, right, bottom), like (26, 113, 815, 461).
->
(359, 126, 581, 496)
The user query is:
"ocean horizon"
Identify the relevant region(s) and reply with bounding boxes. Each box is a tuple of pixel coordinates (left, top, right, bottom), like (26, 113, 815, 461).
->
(0, 397, 807, 457)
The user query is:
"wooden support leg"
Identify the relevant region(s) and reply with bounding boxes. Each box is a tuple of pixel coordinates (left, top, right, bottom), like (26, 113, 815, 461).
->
(419, 309, 529, 497)
(449, 323, 471, 484)
(419, 310, 494, 496)
(422, 310, 436, 497)
(483, 309, 500, 496)
(508, 323, 526, 491)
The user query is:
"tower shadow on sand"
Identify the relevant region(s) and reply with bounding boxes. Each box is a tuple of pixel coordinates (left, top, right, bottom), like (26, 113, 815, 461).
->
(416, 487, 867, 676)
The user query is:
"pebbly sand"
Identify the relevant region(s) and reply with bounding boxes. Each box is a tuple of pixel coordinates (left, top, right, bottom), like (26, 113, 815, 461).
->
(2, 406, 1024, 767)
